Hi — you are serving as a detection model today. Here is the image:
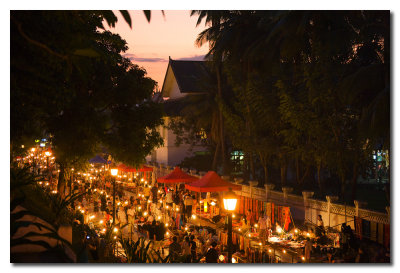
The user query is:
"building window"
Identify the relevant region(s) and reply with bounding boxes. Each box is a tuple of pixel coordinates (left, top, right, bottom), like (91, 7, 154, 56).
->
(231, 150, 244, 173)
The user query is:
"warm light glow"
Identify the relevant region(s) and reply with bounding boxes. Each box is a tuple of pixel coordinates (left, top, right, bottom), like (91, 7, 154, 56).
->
(192, 215, 196, 220)
(232, 257, 237, 263)
(166, 231, 169, 236)
(306, 233, 310, 237)
(259, 242, 262, 246)
(248, 234, 251, 237)
(176, 207, 179, 212)
(81, 210, 85, 213)
(78, 206, 81, 209)
(100, 220, 103, 224)
(159, 200, 162, 203)
(166, 205, 169, 209)
(158, 216, 161, 220)
(294, 229, 299, 234)
(232, 214, 235, 218)
(89, 215, 95, 219)
(210, 201, 216, 206)
(223, 189, 238, 211)
(141, 178, 144, 182)
(117, 202, 121, 206)
(114, 227, 118, 233)
(254, 224, 258, 228)
(113, 236, 117, 239)
(268, 249, 272, 253)
(148, 200, 151, 203)
(165, 223, 168, 227)
(110, 168, 118, 176)
(143, 211, 148, 216)
(283, 250, 286, 254)
(277, 226, 283, 234)
(125, 201, 128, 205)
(302, 256, 305, 261)
(31, 148, 35, 152)
(185, 227, 188, 231)
(238, 228, 241, 232)
(102, 228, 106, 233)
(138, 206, 141, 210)
(45, 151, 51, 157)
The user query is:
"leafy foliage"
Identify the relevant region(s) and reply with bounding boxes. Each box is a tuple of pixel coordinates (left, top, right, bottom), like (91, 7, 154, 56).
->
(191, 10, 389, 199)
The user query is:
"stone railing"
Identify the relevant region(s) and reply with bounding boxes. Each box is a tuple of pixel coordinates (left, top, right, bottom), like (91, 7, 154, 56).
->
(147, 162, 390, 230)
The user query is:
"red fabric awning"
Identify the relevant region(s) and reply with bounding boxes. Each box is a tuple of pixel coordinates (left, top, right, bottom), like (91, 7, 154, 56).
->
(185, 171, 242, 192)
(158, 167, 198, 184)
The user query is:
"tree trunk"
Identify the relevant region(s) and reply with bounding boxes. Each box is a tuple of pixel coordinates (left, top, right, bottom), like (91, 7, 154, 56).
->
(317, 161, 323, 191)
(296, 156, 300, 184)
(351, 160, 358, 201)
(280, 163, 287, 187)
(279, 152, 287, 187)
(216, 64, 229, 175)
(212, 142, 220, 171)
(299, 164, 310, 185)
(263, 164, 269, 185)
(57, 162, 66, 197)
(249, 153, 255, 181)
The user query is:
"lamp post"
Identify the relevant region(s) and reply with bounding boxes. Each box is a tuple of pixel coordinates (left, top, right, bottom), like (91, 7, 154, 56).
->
(223, 188, 238, 263)
(45, 151, 52, 183)
(110, 168, 118, 225)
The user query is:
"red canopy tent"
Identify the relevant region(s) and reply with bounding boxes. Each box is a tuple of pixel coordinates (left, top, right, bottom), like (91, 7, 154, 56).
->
(117, 163, 128, 172)
(157, 166, 198, 184)
(117, 164, 153, 173)
(137, 165, 153, 172)
(185, 171, 242, 192)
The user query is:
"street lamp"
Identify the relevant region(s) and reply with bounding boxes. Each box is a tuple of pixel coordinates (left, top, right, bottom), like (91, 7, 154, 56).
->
(223, 188, 238, 263)
(45, 151, 52, 181)
(110, 168, 118, 225)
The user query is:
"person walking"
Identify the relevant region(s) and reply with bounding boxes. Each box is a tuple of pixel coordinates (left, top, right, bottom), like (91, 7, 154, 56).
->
(304, 237, 313, 262)
(184, 194, 194, 219)
(190, 234, 197, 262)
(316, 215, 325, 237)
(169, 236, 182, 262)
(205, 241, 219, 263)
(181, 236, 192, 262)
(258, 212, 268, 244)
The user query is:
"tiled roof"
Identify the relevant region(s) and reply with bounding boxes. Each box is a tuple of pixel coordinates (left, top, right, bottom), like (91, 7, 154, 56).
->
(169, 59, 210, 93)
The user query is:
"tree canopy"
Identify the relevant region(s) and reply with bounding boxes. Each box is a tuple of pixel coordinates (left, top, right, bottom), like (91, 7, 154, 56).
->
(11, 11, 164, 193)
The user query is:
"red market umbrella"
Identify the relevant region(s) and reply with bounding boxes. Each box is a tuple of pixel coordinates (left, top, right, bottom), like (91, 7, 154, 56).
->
(185, 171, 242, 192)
(157, 167, 198, 184)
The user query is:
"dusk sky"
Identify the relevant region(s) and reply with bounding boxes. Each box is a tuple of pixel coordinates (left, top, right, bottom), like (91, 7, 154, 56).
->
(106, 10, 209, 89)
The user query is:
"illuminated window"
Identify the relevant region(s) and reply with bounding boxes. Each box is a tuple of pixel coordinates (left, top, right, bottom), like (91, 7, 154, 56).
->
(231, 150, 244, 173)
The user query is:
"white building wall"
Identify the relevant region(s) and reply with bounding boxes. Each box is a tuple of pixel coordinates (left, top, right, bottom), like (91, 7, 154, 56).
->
(169, 79, 185, 99)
